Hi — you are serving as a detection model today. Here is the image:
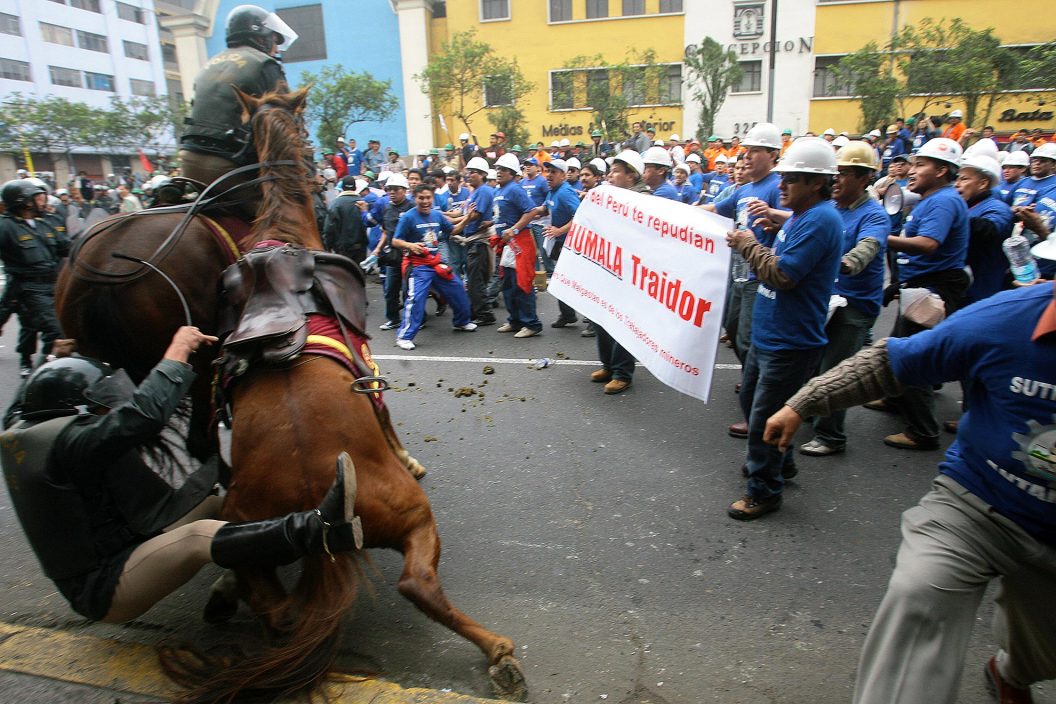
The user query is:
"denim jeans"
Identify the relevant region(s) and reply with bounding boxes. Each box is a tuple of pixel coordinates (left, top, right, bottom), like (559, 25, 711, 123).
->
(739, 344, 824, 499)
(531, 224, 554, 275)
(500, 267, 541, 332)
(813, 304, 877, 448)
(596, 326, 636, 381)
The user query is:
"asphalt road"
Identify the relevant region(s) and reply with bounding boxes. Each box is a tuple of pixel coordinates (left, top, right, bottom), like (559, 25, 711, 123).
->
(0, 279, 1052, 704)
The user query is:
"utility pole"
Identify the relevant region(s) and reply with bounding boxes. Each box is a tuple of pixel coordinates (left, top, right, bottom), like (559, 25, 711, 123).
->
(766, 0, 778, 123)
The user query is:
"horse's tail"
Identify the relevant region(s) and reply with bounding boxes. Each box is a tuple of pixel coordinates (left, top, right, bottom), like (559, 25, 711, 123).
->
(163, 554, 359, 704)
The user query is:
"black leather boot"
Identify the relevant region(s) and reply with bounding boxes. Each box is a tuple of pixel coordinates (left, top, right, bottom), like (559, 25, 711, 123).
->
(211, 453, 363, 568)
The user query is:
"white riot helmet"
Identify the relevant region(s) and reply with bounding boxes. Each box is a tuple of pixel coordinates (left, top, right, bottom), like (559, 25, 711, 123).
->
(226, 5, 298, 52)
(774, 137, 839, 175)
(494, 153, 521, 173)
(915, 137, 963, 168)
(642, 146, 673, 168)
(612, 149, 645, 176)
(960, 154, 1001, 185)
(741, 123, 782, 150)
(1032, 143, 1056, 161)
(1005, 150, 1031, 168)
(465, 156, 490, 173)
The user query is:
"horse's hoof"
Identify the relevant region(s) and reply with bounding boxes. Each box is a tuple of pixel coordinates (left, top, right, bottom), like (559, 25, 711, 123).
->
(203, 591, 238, 624)
(405, 456, 427, 479)
(488, 655, 527, 701)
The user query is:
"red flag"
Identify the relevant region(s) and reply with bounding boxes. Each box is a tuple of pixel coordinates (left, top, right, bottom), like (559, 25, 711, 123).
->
(137, 149, 154, 173)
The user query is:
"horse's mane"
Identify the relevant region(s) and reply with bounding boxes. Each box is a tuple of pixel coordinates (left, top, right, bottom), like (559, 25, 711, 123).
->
(245, 88, 318, 248)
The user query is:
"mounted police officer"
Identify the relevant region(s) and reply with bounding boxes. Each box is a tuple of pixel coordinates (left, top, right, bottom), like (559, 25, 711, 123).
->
(178, 4, 297, 211)
(0, 179, 69, 375)
(0, 326, 363, 624)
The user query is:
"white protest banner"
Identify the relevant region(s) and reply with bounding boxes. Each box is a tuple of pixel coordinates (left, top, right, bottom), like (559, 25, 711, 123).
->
(548, 185, 733, 402)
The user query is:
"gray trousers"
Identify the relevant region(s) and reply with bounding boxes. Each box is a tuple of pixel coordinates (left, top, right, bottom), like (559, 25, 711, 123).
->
(853, 476, 1056, 703)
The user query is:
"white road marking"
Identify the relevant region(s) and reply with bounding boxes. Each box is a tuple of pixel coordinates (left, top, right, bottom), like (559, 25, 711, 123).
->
(373, 353, 741, 370)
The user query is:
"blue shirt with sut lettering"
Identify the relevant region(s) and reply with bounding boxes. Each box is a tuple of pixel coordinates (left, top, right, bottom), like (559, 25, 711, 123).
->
(463, 185, 494, 236)
(715, 172, 785, 246)
(393, 207, 452, 254)
(492, 181, 534, 232)
(896, 184, 969, 281)
(835, 197, 890, 318)
(435, 186, 470, 212)
(887, 284, 1056, 545)
(751, 200, 842, 351)
(544, 182, 581, 237)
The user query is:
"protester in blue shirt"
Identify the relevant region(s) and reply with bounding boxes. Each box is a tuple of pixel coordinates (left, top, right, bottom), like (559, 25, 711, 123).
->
(670, 164, 700, 205)
(1011, 145, 1056, 279)
(435, 170, 471, 279)
(958, 155, 1015, 304)
(520, 158, 552, 276)
(490, 154, 543, 338)
(880, 126, 908, 173)
(535, 159, 582, 329)
(998, 151, 1029, 205)
(698, 155, 730, 205)
(765, 281, 1056, 704)
(871, 138, 969, 451)
(342, 138, 363, 176)
(642, 147, 678, 200)
(799, 142, 890, 457)
(724, 137, 842, 520)
(686, 154, 706, 191)
(450, 157, 495, 325)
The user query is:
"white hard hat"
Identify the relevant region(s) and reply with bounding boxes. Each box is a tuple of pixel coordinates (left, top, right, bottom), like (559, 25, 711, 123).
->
(321, 167, 336, 181)
(1004, 150, 1031, 167)
(588, 157, 608, 173)
(672, 163, 691, 175)
(376, 171, 391, 182)
(551, 141, 561, 148)
(566, 157, 582, 169)
(963, 138, 999, 160)
(669, 134, 681, 142)
(1032, 143, 1056, 161)
(486, 169, 498, 180)
(832, 135, 851, 148)
(559, 138, 571, 147)
(915, 137, 962, 167)
(741, 122, 782, 150)
(949, 109, 963, 119)
(774, 137, 839, 175)
(715, 154, 729, 164)
(996, 151, 1008, 165)
(385, 173, 409, 189)
(459, 132, 470, 141)
(495, 153, 521, 172)
(685, 153, 702, 163)
(55, 188, 68, 196)
(867, 129, 882, 139)
(354, 178, 369, 193)
(653, 139, 665, 146)
(613, 149, 645, 176)
(960, 154, 1001, 184)
(442, 165, 456, 174)
(465, 156, 490, 173)
(823, 128, 836, 137)
(642, 146, 673, 168)
(544, 159, 568, 173)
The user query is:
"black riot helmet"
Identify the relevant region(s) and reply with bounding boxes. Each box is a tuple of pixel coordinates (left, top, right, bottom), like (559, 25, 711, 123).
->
(225, 5, 298, 54)
(2, 179, 47, 212)
(20, 357, 136, 420)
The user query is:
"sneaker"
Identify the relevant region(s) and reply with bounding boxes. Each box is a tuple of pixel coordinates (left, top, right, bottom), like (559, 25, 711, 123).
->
(985, 655, 1034, 704)
(883, 432, 939, 451)
(863, 399, 898, 413)
(454, 322, 478, 332)
(395, 338, 416, 350)
(513, 327, 540, 338)
(550, 316, 578, 328)
(580, 324, 596, 338)
(435, 303, 447, 317)
(497, 322, 516, 333)
(800, 439, 845, 456)
(379, 320, 399, 331)
(728, 494, 782, 521)
(472, 315, 497, 326)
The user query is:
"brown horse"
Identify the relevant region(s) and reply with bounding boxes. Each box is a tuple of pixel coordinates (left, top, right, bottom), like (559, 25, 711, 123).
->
(57, 87, 526, 702)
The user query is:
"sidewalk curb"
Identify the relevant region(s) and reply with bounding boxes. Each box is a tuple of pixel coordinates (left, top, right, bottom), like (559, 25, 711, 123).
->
(0, 622, 505, 703)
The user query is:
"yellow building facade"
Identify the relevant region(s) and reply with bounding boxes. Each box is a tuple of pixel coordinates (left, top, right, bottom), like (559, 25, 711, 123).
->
(810, 0, 1056, 136)
(428, 0, 686, 148)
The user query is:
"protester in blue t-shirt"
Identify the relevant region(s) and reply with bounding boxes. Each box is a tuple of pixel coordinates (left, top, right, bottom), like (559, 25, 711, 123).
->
(642, 147, 679, 201)
(451, 159, 496, 325)
(535, 159, 581, 328)
(490, 156, 543, 337)
(723, 137, 842, 521)
(686, 155, 706, 191)
(435, 170, 471, 279)
(520, 158, 552, 276)
(958, 160, 1015, 304)
(1011, 147, 1056, 277)
(671, 164, 700, 205)
(874, 138, 970, 452)
(800, 142, 891, 458)
(391, 184, 477, 349)
(765, 281, 1056, 704)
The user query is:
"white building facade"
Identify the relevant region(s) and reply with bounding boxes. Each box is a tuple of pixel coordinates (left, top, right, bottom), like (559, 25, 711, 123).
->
(683, 0, 817, 139)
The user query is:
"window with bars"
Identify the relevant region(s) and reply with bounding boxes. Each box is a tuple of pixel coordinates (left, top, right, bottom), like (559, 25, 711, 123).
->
(49, 65, 81, 87)
(116, 2, 146, 23)
(551, 71, 574, 110)
(484, 75, 513, 107)
(549, 0, 572, 21)
(659, 0, 683, 12)
(41, 22, 74, 46)
(1, 58, 31, 81)
(70, 0, 102, 12)
(733, 60, 762, 93)
(0, 13, 21, 36)
(77, 30, 108, 52)
(275, 5, 326, 62)
(659, 64, 683, 104)
(130, 78, 156, 96)
(480, 0, 510, 21)
(622, 0, 645, 16)
(124, 40, 149, 61)
(586, 0, 608, 19)
(812, 56, 852, 97)
(84, 71, 114, 91)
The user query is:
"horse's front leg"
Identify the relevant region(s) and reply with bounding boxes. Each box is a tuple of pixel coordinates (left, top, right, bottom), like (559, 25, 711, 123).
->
(236, 565, 293, 635)
(396, 525, 526, 701)
(373, 403, 427, 479)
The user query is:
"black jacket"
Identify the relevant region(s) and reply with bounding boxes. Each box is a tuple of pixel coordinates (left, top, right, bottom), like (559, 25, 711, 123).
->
(323, 192, 368, 260)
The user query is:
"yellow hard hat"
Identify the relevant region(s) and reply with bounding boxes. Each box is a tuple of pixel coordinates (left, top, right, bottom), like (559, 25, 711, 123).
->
(835, 141, 879, 171)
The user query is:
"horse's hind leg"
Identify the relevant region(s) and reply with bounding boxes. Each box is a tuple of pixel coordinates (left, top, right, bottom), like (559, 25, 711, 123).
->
(397, 525, 526, 701)
(374, 404, 427, 479)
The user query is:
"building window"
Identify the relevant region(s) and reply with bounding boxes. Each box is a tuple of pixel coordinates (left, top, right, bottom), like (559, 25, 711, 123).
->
(124, 40, 149, 61)
(484, 75, 513, 107)
(77, 30, 108, 53)
(70, 0, 102, 12)
(49, 65, 81, 87)
(166, 77, 185, 104)
(659, 0, 683, 12)
(84, 71, 114, 91)
(480, 0, 510, 21)
(585, 0, 608, 18)
(732, 60, 762, 93)
(40, 22, 75, 46)
(116, 2, 146, 23)
(551, 71, 574, 110)
(161, 43, 178, 68)
(431, 0, 446, 18)
(0, 58, 31, 81)
(622, 0, 645, 16)
(659, 64, 683, 104)
(0, 13, 21, 36)
(130, 78, 156, 96)
(549, 0, 572, 22)
(585, 69, 609, 107)
(275, 5, 326, 63)
(812, 56, 852, 97)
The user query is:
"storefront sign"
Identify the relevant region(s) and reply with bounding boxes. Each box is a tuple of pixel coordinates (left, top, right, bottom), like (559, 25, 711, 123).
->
(726, 37, 814, 56)
(999, 108, 1054, 123)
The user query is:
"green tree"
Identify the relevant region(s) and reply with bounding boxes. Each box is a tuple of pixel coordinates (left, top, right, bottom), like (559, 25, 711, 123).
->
(0, 93, 105, 172)
(684, 38, 743, 141)
(834, 43, 900, 132)
(299, 64, 398, 148)
(486, 105, 530, 150)
(416, 29, 533, 139)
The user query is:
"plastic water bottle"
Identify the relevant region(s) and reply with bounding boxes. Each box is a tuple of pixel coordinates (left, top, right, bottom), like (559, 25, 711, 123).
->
(532, 358, 554, 370)
(731, 205, 751, 283)
(359, 253, 378, 272)
(1003, 227, 1039, 284)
